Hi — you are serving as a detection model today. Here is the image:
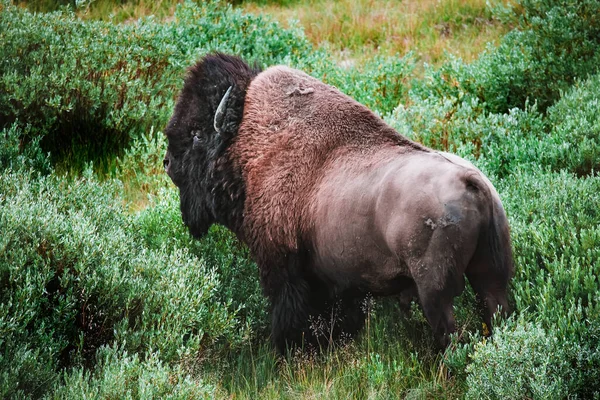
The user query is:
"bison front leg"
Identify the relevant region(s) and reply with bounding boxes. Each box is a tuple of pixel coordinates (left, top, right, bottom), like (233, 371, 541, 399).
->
(262, 256, 324, 354)
(270, 278, 315, 353)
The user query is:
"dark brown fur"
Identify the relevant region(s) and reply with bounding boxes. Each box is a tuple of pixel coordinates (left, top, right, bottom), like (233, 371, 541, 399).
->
(164, 54, 514, 353)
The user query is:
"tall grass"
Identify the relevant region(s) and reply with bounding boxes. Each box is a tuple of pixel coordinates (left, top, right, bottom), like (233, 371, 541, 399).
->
(242, 0, 510, 65)
(205, 300, 466, 399)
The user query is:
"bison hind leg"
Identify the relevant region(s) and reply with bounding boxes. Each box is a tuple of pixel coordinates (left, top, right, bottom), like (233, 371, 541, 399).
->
(417, 284, 457, 348)
(466, 259, 511, 336)
(410, 258, 464, 348)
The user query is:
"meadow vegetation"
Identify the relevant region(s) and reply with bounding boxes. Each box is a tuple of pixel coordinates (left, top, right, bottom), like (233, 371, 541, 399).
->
(241, 0, 509, 66)
(2, 0, 600, 398)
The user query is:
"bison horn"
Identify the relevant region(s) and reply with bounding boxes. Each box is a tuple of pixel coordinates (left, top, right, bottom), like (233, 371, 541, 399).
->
(214, 86, 233, 135)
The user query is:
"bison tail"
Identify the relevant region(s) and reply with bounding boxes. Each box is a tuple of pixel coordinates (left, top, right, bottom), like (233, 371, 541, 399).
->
(465, 172, 514, 284)
(465, 173, 514, 324)
(184, 53, 261, 140)
(487, 197, 514, 285)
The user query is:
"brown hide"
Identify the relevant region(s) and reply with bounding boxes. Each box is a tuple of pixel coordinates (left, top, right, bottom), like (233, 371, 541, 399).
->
(228, 66, 513, 349)
(232, 66, 423, 263)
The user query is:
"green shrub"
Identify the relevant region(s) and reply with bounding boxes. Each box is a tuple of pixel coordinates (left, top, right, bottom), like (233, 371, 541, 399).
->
(319, 54, 414, 116)
(539, 73, 600, 176)
(285, 51, 415, 116)
(479, 0, 600, 113)
(50, 346, 219, 399)
(465, 318, 600, 399)
(388, 71, 600, 181)
(1, 4, 177, 170)
(465, 321, 570, 400)
(113, 126, 172, 205)
(135, 188, 268, 339)
(0, 122, 51, 174)
(501, 168, 600, 323)
(387, 89, 547, 179)
(0, 170, 245, 397)
(404, 0, 600, 136)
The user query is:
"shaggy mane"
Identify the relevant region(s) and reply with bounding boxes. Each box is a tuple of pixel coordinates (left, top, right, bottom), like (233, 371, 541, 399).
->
(164, 53, 260, 236)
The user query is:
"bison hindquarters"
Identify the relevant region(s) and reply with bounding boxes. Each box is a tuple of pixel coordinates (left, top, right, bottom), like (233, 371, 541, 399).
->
(307, 151, 513, 349)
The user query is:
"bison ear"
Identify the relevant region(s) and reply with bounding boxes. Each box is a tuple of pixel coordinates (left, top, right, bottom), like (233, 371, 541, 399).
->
(213, 86, 233, 137)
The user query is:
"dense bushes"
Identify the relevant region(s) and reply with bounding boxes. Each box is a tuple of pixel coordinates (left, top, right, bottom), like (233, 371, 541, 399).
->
(489, 168, 600, 397)
(0, 166, 243, 396)
(541, 74, 600, 175)
(465, 321, 570, 399)
(1, 123, 51, 174)
(393, 0, 600, 158)
(0, 122, 267, 396)
(303, 54, 415, 116)
(51, 346, 219, 399)
(480, 0, 600, 112)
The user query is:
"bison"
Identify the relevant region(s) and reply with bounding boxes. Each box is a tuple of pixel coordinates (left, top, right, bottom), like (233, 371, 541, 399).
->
(163, 53, 514, 353)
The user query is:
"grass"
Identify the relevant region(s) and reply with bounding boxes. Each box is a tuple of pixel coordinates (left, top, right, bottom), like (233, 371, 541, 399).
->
(205, 300, 466, 399)
(75, 0, 181, 22)
(241, 0, 510, 65)
(17, 0, 182, 21)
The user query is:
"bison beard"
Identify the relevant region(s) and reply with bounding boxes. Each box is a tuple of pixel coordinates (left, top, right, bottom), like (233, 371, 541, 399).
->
(164, 53, 514, 354)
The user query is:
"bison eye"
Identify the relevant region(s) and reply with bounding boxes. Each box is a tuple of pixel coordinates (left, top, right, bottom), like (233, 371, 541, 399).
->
(163, 157, 170, 171)
(192, 134, 207, 149)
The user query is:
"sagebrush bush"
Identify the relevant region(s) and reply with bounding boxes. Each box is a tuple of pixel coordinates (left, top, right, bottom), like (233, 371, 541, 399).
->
(403, 0, 600, 133)
(501, 168, 600, 340)
(1, 122, 51, 174)
(387, 88, 547, 178)
(135, 188, 268, 337)
(313, 54, 415, 116)
(388, 68, 600, 181)
(465, 321, 570, 400)
(113, 126, 172, 206)
(0, 169, 249, 397)
(50, 346, 219, 399)
(479, 0, 600, 113)
(539, 73, 600, 176)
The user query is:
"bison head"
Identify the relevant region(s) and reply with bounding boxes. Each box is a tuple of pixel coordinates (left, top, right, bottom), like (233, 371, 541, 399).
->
(163, 53, 259, 238)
